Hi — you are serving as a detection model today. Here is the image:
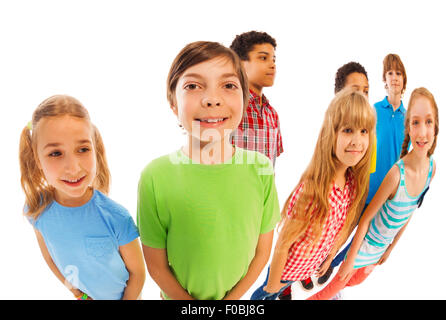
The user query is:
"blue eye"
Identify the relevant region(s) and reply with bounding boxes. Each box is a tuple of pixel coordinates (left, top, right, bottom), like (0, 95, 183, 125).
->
(49, 151, 62, 157)
(79, 147, 90, 153)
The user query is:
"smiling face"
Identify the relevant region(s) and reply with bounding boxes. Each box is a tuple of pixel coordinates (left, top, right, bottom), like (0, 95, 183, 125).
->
(172, 56, 244, 145)
(335, 126, 369, 170)
(242, 43, 276, 94)
(36, 115, 96, 207)
(408, 96, 436, 156)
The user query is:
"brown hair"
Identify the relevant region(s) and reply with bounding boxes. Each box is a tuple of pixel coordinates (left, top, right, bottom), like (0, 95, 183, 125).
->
(400, 87, 439, 158)
(278, 88, 376, 252)
(19, 95, 111, 219)
(166, 41, 250, 111)
(382, 53, 407, 94)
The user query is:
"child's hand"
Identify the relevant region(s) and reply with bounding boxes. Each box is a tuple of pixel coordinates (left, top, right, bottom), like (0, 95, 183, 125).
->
(337, 261, 355, 282)
(263, 282, 286, 294)
(316, 255, 334, 277)
(378, 247, 392, 265)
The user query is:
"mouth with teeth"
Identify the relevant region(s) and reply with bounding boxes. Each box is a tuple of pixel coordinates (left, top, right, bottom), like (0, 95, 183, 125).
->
(416, 141, 428, 147)
(194, 117, 229, 127)
(62, 176, 86, 187)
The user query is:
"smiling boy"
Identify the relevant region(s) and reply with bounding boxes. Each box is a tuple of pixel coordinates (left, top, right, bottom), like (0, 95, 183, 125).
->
(230, 31, 283, 166)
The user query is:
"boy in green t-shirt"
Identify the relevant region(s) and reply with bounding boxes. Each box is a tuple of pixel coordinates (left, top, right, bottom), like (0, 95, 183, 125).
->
(137, 41, 280, 300)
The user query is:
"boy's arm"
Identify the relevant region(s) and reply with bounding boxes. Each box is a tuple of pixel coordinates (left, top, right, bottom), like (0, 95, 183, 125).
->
(223, 230, 274, 300)
(142, 245, 194, 300)
(119, 239, 146, 300)
(34, 229, 87, 299)
(338, 165, 400, 281)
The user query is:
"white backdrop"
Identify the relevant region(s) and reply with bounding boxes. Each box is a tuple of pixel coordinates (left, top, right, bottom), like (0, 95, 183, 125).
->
(1, 0, 444, 300)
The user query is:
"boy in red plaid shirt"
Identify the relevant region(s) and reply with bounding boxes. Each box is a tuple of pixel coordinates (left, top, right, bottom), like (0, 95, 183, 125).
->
(230, 31, 283, 167)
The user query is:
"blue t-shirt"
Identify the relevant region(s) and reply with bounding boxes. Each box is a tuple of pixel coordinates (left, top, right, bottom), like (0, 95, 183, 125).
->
(366, 96, 406, 204)
(30, 190, 139, 300)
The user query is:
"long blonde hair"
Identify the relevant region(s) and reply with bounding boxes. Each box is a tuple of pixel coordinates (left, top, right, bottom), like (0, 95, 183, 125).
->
(19, 95, 111, 219)
(279, 88, 376, 249)
(400, 87, 439, 158)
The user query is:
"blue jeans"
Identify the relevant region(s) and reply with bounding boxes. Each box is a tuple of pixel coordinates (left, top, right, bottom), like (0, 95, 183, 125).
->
(250, 267, 294, 300)
(330, 203, 368, 268)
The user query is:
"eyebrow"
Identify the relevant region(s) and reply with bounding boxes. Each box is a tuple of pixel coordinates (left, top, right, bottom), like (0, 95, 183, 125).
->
(181, 72, 239, 80)
(43, 140, 92, 149)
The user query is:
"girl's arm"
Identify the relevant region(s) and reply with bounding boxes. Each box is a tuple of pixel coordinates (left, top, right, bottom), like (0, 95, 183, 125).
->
(34, 229, 88, 299)
(224, 230, 274, 300)
(378, 215, 412, 265)
(119, 239, 146, 300)
(338, 165, 401, 282)
(264, 219, 304, 293)
(142, 245, 194, 300)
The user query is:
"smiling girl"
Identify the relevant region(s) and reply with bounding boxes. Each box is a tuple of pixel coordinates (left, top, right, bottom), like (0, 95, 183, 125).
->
(137, 41, 280, 300)
(19, 95, 145, 300)
(251, 88, 375, 300)
(308, 87, 438, 300)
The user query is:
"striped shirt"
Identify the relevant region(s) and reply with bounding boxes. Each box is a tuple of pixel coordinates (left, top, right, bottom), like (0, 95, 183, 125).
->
(354, 157, 434, 268)
(231, 90, 283, 166)
(281, 170, 355, 281)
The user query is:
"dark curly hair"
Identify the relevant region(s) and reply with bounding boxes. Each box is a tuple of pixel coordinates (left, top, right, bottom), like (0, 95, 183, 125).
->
(334, 62, 368, 94)
(230, 31, 277, 61)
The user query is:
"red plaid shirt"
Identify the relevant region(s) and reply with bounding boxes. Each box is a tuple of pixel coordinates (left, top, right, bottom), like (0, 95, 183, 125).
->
(281, 170, 355, 281)
(232, 90, 283, 165)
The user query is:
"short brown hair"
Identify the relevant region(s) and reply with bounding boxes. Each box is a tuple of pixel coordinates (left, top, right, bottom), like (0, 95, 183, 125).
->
(382, 53, 407, 94)
(166, 41, 249, 111)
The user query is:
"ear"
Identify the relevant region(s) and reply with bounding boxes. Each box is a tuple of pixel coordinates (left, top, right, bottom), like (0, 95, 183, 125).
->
(171, 105, 178, 116)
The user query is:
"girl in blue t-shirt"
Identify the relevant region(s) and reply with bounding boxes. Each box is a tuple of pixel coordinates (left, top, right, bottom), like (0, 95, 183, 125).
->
(19, 95, 145, 300)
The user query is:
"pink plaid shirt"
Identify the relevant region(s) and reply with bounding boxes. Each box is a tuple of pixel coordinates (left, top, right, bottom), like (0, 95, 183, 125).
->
(281, 170, 355, 281)
(232, 90, 283, 166)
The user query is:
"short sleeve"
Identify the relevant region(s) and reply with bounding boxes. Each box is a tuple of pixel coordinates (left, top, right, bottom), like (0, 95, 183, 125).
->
(259, 162, 280, 234)
(137, 166, 167, 248)
(117, 214, 139, 247)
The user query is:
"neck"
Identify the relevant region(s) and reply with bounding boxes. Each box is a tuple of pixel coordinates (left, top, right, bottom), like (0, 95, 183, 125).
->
(387, 93, 401, 111)
(249, 84, 263, 97)
(405, 149, 430, 171)
(334, 164, 348, 190)
(183, 134, 235, 164)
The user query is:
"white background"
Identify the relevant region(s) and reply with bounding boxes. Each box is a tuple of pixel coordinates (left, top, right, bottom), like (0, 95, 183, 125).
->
(1, 0, 444, 300)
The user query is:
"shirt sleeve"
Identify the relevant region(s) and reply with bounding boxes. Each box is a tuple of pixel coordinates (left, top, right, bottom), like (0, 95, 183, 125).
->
(137, 166, 167, 249)
(276, 115, 284, 157)
(116, 214, 139, 247)
(259, 160, 281, 234)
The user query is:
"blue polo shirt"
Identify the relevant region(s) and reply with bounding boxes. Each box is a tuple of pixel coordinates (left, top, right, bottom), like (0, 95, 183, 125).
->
(366, 96, 406, 204)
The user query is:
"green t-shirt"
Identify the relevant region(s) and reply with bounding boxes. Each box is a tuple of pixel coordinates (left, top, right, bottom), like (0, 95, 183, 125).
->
(137, 147, 280, 300)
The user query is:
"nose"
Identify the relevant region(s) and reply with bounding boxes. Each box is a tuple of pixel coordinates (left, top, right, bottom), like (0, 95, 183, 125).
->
(202, 89, 222, 107)
(350, 131, 362, 146)
(64, 154, 80, 174)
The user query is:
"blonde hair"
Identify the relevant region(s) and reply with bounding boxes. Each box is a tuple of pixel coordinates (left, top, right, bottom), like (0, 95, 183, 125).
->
(19, 95, 111, 219)
(278, 88, 376, 250)
(400, 87, 439, 158)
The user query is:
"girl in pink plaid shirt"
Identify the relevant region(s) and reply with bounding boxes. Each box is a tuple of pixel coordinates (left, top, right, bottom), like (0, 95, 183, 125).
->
(251, 88, 376, 300)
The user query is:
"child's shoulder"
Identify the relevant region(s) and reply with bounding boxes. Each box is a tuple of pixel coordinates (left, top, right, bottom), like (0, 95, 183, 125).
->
(140, 152, 179, 176)
(94, 190, 131, 220)
(235, 148, 274, 173)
